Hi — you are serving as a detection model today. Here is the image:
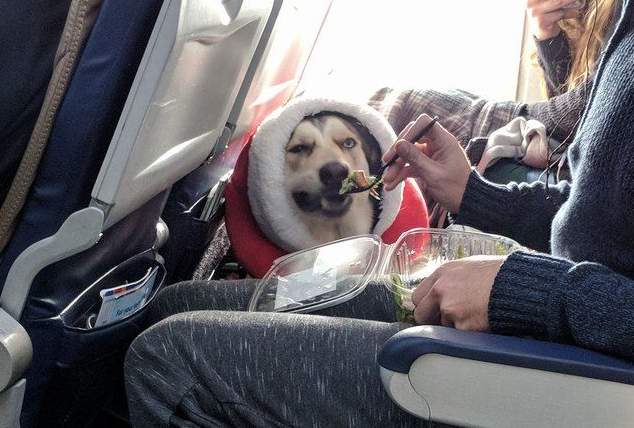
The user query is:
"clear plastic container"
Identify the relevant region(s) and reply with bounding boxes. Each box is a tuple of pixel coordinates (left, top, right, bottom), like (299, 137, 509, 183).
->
(248, 228, 523, 319)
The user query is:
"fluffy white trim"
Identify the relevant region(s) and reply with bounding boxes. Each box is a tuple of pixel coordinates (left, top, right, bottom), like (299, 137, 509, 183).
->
(248, 97, 404, 252)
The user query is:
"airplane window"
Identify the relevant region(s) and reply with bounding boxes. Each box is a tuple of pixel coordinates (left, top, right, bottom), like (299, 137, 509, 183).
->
(299, 0, 530, 102)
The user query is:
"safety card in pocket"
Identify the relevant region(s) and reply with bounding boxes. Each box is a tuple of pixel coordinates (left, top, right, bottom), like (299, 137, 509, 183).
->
(94, 267, 158, 328)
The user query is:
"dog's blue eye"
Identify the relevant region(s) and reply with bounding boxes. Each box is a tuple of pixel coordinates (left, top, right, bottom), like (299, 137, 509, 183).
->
(342, 138, 356, 149)
(289, 145, 308, 153)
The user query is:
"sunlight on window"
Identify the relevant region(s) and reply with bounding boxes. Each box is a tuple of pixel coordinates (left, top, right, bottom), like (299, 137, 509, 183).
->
(300, 0, 527, 102)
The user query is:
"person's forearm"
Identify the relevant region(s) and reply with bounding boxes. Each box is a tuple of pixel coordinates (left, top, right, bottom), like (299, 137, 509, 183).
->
(454, 172, 570, 252)
(522, 80, 591, 143)
(490, 251, 634, 361)
(367, 87, 524, 145)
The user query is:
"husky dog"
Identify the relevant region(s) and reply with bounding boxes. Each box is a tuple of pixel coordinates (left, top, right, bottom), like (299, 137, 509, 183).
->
(283, 112, 381, 244)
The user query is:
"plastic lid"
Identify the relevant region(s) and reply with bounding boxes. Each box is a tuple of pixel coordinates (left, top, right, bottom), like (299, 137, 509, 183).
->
(248, 228, 523, 317)
(248, 235, 383, 313)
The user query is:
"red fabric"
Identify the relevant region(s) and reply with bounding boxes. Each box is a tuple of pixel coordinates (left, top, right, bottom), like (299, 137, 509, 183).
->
(225, 141, 429, 277)
(380, 178, 429, 244)
(225, 143, 287, 278)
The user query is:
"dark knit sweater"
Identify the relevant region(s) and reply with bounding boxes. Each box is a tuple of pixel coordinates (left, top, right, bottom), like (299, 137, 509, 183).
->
(526, 32, 589, 143)
(525, 3, 621, 141)
(535, 32, 573, 97)
(456, 1, 634, 361)
(523, 81, 590, 142)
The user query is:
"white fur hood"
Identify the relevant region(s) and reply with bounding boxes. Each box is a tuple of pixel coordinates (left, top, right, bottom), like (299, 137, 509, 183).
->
(247, 97, 404, 252)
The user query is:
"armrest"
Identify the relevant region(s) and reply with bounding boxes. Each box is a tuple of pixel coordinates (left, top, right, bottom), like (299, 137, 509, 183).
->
(379, 326, 634, 428)
(379, 326, 634, 383)
(0, 308, 32, 392)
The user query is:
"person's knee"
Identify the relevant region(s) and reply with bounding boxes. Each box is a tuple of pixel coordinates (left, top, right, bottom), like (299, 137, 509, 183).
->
(125, 310, 251, 378)
(146, 281, 197, 323)
(124, 315, 193, 426)
(125, 314, 209, 414)
(147, 280, 258, 324)
(125, 319, 165, 391)
(125, 313, 195, 385)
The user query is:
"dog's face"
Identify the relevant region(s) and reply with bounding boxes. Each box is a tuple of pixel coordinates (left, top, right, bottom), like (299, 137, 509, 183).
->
(284, 112, 381, 244)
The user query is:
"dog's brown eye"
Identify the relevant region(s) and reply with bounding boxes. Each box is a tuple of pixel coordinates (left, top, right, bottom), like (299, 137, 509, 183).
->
(342, 138, 356, 149)
(289, 145, 308, 154)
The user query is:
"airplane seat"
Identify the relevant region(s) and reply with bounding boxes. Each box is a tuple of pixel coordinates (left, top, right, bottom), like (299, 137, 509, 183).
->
(0, 0, 279, 426)
(379, 326, 634, 428)
(159, 0, 333, 283)
(0, 0, 73, 207)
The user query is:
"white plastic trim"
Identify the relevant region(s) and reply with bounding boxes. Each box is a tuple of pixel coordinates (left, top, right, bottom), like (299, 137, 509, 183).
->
(92, 0, 274, 229)
(0, 379, 26, 428)
(380, 367, 431, 419)
(0, 207, 104, 320)
(0, 309, 31, 392)
(390, 353, 634, 428)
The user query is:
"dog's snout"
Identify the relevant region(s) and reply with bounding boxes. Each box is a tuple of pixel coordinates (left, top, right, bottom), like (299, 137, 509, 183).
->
(319, 162, 349, 188)
(292, 191, 320, 212)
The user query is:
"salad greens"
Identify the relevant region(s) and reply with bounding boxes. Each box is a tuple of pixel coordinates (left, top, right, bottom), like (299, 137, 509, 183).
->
(495, 242, 507, 255)
(339, 170, 381, 200)
(391, 272, 416, 324)
(389, 242, 510, 324)
(456, 244, 465, 259)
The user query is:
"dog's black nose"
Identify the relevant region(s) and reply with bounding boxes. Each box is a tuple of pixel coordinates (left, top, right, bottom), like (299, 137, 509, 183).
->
(319, 162, 349, 189)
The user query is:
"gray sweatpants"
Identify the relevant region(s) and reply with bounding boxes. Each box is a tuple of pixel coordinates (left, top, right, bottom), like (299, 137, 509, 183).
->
(124, 280, 450, 428)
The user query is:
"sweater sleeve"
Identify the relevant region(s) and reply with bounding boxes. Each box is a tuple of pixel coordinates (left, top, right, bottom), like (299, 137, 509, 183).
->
(454, 171, 570, 252)
(489, 251, 634, 360)
(522, 79, 591, 143)
(535, 33, 573, 97)
(367, 87, 525, 146)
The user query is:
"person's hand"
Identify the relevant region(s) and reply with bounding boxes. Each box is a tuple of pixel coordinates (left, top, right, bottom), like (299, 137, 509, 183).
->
(527, 0, 583, 41)
(410, 255, 507, 330)
(382, 114, 471, 214)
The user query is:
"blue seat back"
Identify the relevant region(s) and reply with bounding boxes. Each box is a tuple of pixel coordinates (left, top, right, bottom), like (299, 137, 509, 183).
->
(1, 0, 284, 425)
(0, 1, 163, 425)
(0, 0, 73, 205)
(0, 0, 163, 316)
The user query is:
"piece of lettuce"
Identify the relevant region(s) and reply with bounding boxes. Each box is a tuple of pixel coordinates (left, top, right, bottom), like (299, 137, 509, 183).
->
(339, 171, 360, 195)
(339, 170, 381, 200)
(456, 244, 465, 259)
(391, 272, 416, 324)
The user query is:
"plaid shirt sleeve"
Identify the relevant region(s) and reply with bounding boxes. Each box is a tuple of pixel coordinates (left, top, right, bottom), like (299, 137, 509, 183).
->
(367, 87, 524, 147)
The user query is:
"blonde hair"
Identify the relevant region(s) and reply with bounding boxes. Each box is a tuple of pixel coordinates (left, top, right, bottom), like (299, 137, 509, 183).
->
(559, 0, 620, 90)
